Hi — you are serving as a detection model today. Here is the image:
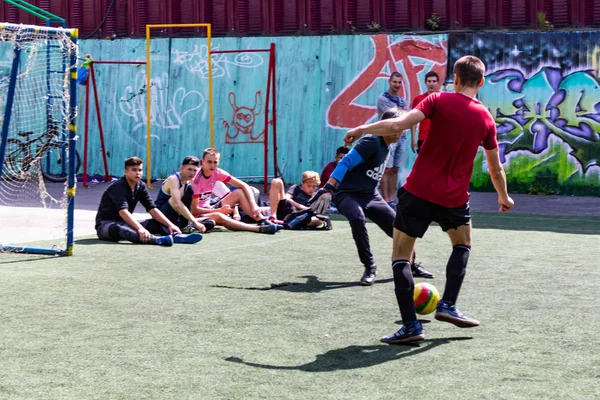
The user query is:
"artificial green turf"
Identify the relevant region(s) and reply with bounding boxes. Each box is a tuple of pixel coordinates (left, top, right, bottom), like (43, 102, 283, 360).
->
(1, 214, 599, 399)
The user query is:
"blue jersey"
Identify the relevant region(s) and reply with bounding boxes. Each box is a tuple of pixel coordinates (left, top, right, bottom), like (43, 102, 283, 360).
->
(334, 135, 390, 195)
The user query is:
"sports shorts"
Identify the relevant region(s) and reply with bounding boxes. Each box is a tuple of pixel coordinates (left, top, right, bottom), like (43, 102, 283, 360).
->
(393, 187, 471, 238)
(386, 134, 407, 169)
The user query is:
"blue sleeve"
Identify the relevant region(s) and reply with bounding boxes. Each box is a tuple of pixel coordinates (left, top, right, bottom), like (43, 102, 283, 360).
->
(331, 149, 364, 183)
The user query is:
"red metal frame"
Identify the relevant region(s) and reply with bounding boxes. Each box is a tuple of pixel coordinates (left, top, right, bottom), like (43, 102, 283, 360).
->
(210, 44, 278, 193)
(82, 59, 147, 187)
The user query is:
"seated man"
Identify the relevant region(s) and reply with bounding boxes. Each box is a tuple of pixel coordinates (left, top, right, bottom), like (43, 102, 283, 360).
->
(309, 108, 432, 285)
(155, 155, 215, 233)
(190, 148, 281, 234)
(95, 156, 202, 246)
(269, 171, 325, 228)
(319, 146, 349, 188)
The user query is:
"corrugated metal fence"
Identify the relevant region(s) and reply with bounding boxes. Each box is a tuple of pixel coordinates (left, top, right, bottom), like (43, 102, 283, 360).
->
(1, 0, 599, 38)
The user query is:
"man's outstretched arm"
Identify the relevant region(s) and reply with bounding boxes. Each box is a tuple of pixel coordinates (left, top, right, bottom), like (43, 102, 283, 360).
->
(344, 109, 425, 145)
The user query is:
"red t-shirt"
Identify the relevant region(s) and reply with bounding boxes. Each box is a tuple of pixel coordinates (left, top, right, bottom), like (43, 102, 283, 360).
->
(319, 161, 337, 188)
(411, 92, 433, 141)
(404, 92, 498, 208)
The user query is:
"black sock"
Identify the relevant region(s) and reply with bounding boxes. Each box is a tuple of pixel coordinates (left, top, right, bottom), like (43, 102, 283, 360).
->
(441, 245, 471, 305)
(392, 259, 417, 323)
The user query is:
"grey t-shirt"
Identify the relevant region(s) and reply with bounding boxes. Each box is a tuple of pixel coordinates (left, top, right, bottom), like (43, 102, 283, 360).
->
(377, 92, 407, 118)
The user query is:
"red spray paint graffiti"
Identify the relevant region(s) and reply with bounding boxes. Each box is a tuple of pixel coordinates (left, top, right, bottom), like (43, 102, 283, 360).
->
(222, 92, 269, 144)
(327, 34, 448, 128)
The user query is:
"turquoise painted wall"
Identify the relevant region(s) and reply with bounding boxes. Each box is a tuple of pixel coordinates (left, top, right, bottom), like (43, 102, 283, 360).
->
(78, 34, 448, 184)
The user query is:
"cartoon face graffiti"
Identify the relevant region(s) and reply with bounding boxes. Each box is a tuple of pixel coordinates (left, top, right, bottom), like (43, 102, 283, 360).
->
(222, 91, 265, 143)
(230, 92, 262, 135)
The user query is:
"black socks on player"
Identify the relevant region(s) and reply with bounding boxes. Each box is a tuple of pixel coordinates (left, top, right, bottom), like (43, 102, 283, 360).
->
(441, 245, 471, 305)
(392, 259, 418, 323)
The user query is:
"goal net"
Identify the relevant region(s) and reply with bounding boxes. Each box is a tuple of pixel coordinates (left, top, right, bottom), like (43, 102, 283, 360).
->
(0, 23, 78, 256)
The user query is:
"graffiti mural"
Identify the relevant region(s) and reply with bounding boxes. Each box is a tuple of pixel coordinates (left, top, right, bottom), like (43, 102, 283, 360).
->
(327, 34, 447, 128)
(451, 32, 600, 195)
(171, 44, 264, 79)
(221, 92, 267, 144)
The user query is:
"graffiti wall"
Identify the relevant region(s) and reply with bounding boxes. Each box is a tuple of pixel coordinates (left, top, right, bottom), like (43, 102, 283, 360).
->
(79, 31, 600, 195)
(451, 31, 600, 195)
(78, 34, 447, 182)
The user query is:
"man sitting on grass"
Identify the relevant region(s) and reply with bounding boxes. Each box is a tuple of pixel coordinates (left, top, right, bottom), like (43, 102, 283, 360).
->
(95, 156, 202, 246)
(190, 148, 281, 235)
(268, 171, 329, 229)
(155, 155, 215, 234)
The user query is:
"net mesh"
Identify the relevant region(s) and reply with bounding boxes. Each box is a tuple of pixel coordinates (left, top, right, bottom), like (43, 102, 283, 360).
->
(0, 24, 77, 253)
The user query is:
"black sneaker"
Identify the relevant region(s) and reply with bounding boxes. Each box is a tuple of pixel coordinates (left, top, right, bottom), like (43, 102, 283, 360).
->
(360, 266, 377, 286)
(412, 262, 434, 279)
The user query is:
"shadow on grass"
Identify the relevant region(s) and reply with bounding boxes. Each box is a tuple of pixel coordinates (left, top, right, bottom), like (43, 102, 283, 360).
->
(212, 275, 393, 293)
(0, 256, 59, 265)
(225, 337, 472, 371)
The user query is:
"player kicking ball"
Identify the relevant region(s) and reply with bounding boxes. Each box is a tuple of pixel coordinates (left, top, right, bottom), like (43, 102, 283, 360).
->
(95, 156, 203, 246)
(343, 56, 514, 343)
(309, 108, 432, 286)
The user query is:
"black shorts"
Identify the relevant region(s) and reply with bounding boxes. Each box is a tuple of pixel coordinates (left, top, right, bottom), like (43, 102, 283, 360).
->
(276, 199, 294, 220)
(393, 187, 471, 238)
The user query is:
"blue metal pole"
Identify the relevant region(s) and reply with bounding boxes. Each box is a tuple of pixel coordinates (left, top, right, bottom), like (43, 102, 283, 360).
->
(66, 29, 78, 256)
(0, 39, 22, 179)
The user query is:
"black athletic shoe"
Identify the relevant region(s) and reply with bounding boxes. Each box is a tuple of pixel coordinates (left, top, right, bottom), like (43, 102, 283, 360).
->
(360, 266, 377, 286)
(201, 218, 216, 232)
(412, 262, 434, 279)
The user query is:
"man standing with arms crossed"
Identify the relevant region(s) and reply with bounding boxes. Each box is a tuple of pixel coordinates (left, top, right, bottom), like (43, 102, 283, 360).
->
(377, 72, 411, 208)
(344, 56, 514, 343)
(410, 71, 440, 153)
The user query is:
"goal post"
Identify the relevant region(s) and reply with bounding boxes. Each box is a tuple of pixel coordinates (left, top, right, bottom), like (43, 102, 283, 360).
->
(0, 23, 78, 256)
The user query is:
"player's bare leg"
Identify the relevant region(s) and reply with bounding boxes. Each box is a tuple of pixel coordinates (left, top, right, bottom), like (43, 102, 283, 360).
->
(204, 212, 279, 234)
(221, 189, 266, 222)
(269, 178, 286, 216)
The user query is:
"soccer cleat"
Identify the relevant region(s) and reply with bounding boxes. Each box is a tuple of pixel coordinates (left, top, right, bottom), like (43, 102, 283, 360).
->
(380, 321, 424, 344)
(181, 225, 197, 234)
(412, 262, 434, 279)
(201, 218, 216, 232)
(172, 232, 203, 244)
(386, 200, 398, 209)
(257, 218, 272, 227)
(360, 266, 377, 286)
(258, 223, 279, 234)
(155, 235, 174, 247)
(435, 301, 480, 328)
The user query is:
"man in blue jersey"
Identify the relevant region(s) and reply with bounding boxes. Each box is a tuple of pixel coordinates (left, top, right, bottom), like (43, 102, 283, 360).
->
(155, 156, 215, 233)
(310, 108, 433, 285)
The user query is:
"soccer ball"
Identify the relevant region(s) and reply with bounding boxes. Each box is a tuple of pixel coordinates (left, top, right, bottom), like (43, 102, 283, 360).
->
(413, 282, 440, 315)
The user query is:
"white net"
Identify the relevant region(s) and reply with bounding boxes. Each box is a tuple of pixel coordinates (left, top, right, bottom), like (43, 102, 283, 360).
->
(0, 24, 77, 254)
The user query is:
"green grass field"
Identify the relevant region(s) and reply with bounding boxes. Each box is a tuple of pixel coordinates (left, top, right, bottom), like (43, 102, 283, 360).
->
(1, 213, 599, 399)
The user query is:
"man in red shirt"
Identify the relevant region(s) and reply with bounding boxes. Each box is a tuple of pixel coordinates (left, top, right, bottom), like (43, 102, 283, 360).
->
(319, 146, 349, 188)
(344, 56, 514, 343)
(410, 71, 440, 153)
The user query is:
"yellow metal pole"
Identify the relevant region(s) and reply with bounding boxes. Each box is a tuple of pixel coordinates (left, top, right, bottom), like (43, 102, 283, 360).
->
(144, 24, 212, 176)
(207, 25, 214, 147)
(145, 25, 152, 188)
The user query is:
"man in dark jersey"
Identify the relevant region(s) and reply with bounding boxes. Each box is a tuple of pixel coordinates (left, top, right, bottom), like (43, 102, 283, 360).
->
(95, 156, 202, 246)
(310, 108, 432, 285)
(344, 56, 514, 343)
(155, 156, 215, 233)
